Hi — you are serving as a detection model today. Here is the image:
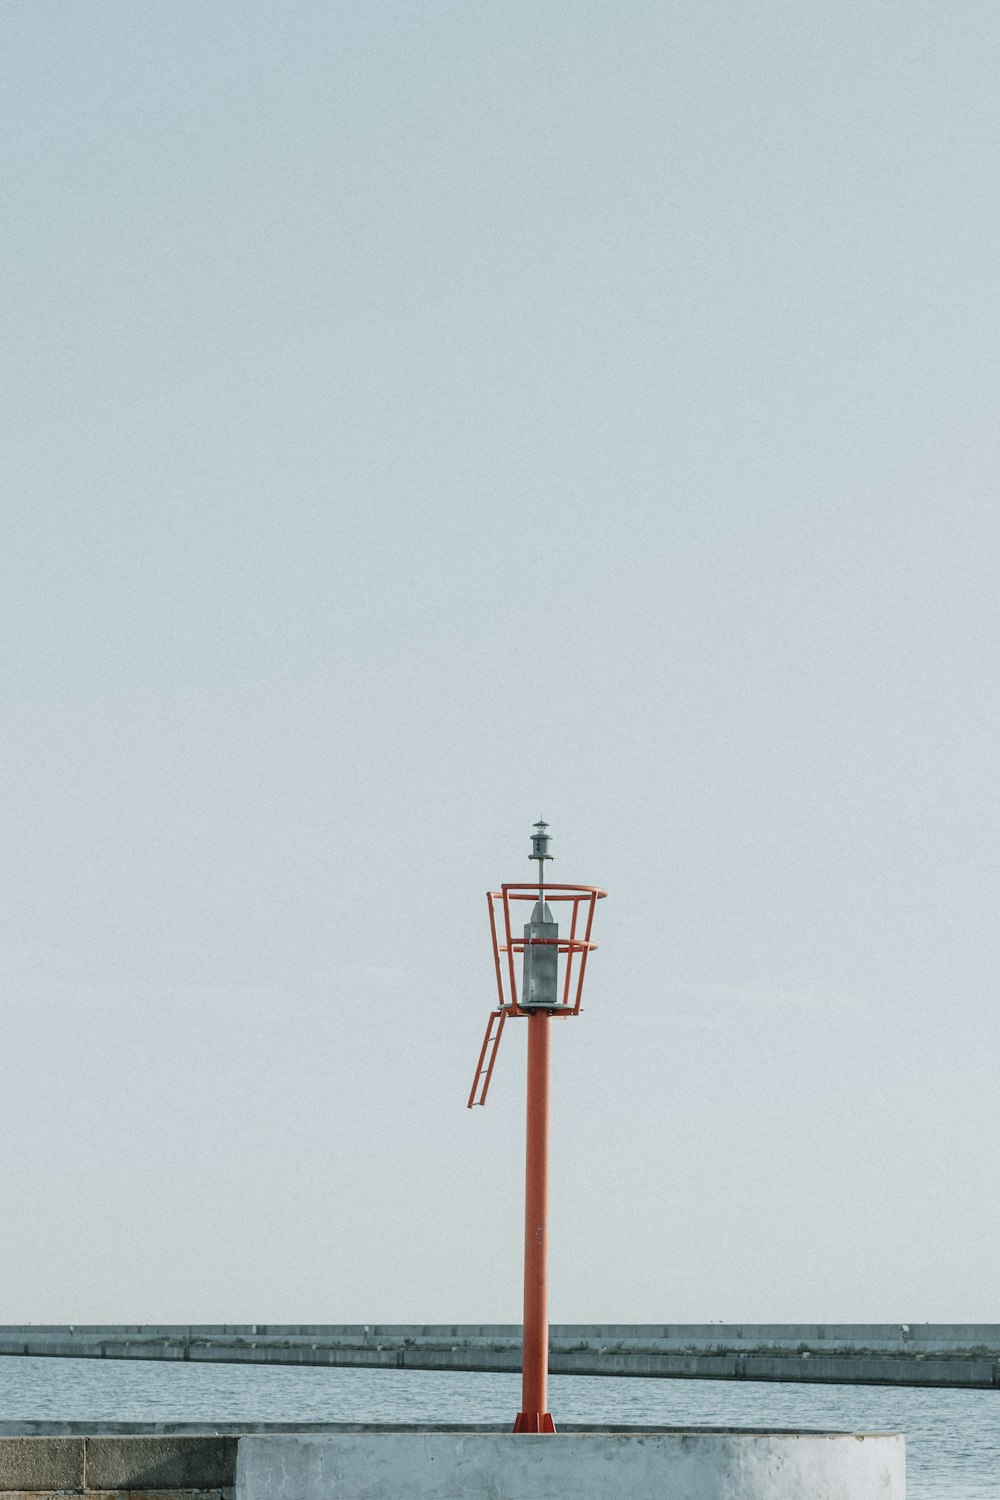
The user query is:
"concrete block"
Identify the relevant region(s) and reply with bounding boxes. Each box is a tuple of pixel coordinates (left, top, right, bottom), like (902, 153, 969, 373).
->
(85, 1439, 239, 1492)
(0, 1437, 85, 1491)
(236, 1431, 905, 1500)
(86, 1491, 232, 1500)
(2, 1492, 231, 1500)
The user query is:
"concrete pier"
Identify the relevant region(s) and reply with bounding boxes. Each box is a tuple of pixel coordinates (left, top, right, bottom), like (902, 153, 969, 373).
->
(2, 1323, 999, 1388)
(0, 1429, 905, 1500)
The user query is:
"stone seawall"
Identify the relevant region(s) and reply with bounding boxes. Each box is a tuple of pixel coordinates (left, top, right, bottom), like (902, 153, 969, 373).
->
(0, 1436, 236, 1500)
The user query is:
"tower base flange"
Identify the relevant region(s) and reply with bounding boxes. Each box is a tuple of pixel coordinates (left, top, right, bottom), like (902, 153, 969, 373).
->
(513, 1412, 556, 1433)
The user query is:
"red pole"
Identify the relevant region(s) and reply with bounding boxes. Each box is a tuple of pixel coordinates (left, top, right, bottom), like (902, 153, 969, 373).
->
(513, 1009, 555, 1433)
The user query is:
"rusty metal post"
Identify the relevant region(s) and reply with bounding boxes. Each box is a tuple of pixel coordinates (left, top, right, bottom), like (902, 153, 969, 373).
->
(513, 1009, 554, 1433)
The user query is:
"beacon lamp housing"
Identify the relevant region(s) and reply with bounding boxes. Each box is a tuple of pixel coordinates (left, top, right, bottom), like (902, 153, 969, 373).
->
(529, 820, 553, 864)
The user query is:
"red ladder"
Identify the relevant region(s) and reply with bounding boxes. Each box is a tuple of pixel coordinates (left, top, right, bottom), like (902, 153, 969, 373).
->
(467, 1008, 508, 1108)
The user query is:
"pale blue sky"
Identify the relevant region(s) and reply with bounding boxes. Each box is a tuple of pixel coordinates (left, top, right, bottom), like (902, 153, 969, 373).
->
(1, 3, 998, 1321)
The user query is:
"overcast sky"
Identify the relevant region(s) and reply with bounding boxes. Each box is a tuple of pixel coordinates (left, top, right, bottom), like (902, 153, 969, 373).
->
(2, 2, 998, 1324)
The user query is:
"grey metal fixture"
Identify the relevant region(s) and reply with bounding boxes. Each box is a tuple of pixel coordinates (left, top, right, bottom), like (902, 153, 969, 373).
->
(523, 820, 558, 1008)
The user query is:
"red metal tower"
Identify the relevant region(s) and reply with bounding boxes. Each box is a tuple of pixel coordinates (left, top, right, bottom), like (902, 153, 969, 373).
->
(468, 821, 606, 1433)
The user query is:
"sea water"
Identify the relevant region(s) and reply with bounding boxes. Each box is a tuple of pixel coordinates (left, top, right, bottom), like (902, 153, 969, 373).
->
(0, 1356, 995, 1498)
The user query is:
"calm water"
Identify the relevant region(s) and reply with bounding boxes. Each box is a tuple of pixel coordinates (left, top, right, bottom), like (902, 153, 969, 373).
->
(0, 1356, 996, 1497)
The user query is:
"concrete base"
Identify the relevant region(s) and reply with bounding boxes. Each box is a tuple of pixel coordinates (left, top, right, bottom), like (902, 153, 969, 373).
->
(237, 1431, 905, 1500)
(0, 1430, 905, 1500)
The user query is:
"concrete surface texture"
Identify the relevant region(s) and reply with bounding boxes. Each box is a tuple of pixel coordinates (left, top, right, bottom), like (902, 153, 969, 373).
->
(0, 1437, 86, 1491)
(236, 1431, 905, 1500)
(2, 1323, 999, 1388)
(0, 1436, 236, 1494)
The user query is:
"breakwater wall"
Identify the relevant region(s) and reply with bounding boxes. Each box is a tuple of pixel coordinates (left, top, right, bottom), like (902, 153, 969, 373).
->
(1, 1324, 998, 1389)
(0, 1430, 905, 1500)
